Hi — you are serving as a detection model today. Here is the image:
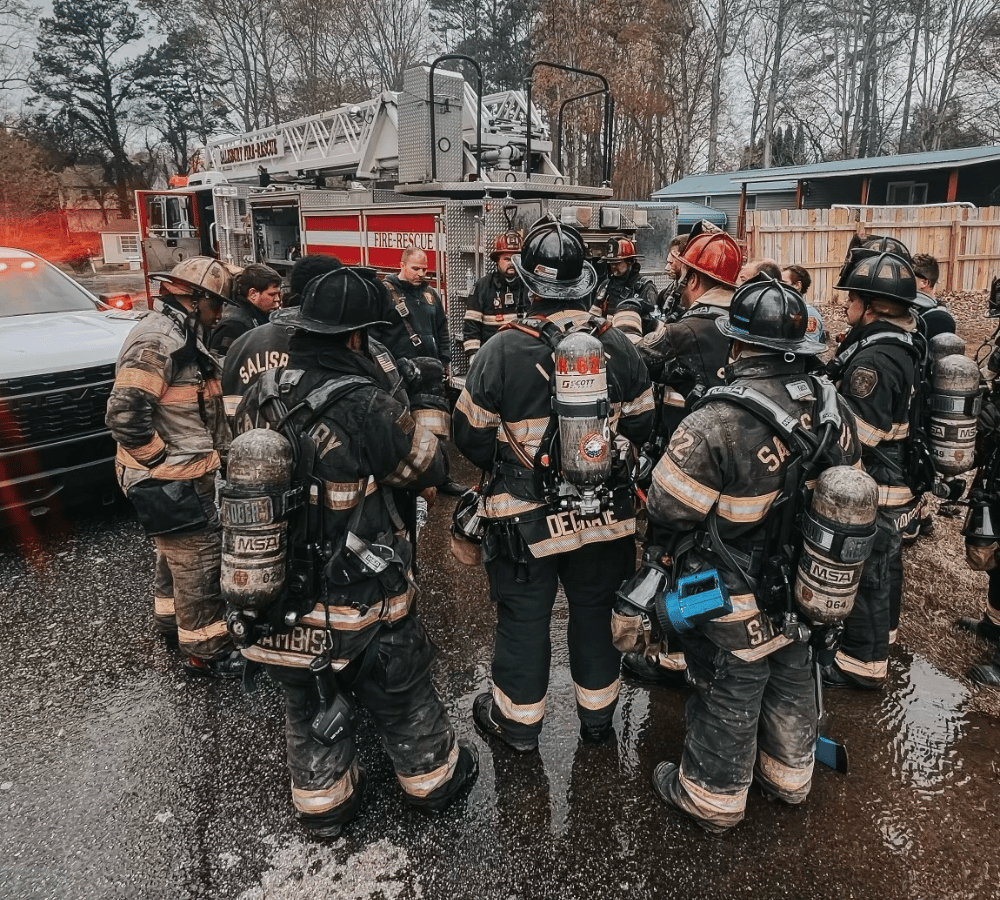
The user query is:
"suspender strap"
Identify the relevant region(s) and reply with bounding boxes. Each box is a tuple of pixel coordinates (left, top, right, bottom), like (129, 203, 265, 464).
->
(385, 281, 423, 347)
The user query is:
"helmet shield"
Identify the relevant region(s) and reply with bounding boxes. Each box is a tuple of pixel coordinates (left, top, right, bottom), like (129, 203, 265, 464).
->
(604, 237, 641, 262)
(272, 266, 390, 335)
(717, 273, 826, 355)
(491, 231, 522, 260)
(512, 219, 597, 300)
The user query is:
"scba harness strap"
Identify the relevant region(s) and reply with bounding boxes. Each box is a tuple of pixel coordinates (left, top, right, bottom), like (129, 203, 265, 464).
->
(498, 314, 615, 500)
(826, 329, 924, 380)
(499, 313, 613, 349)
(829, 329, 935, 495)
(691, 377, 846, 600)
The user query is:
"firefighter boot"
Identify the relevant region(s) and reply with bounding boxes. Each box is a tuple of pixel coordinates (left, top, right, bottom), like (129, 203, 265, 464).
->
(579, 720, 614, 744)
(969, 646, 1000, 687)
(651, 762, 729, 835)
(956, 615, 1000, 644)
(183, 650, 246, 679)
(472, 692, 538, 753)
(621, 651, 688, 688)
(408, 740, 480, 812)
(820, 663, 882, 691)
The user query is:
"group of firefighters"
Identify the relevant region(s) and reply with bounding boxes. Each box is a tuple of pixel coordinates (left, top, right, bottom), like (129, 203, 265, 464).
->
(103, 215, 1000, 840)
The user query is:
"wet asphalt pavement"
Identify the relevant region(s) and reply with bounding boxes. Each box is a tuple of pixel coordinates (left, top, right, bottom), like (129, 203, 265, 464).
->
(1, 481, 998, 900)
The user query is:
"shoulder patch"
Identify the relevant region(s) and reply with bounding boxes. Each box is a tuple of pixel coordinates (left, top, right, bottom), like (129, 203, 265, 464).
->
(849, 366, 878, 399)
(375, 351, 394, 373)
(139, 348, 168, 370)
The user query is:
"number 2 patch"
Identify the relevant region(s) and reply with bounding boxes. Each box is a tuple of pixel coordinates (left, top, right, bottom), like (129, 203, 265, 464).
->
(667, 425, 698, 465)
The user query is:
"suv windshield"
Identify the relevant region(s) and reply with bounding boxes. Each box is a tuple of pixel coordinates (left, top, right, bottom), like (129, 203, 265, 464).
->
(0, 257, 101, 317)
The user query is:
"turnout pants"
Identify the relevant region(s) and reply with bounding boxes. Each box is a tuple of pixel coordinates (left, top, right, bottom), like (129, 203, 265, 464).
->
(151, 476, 231, 661)
(666, 631, 817, 831)
(152, 549, 176, 635)
(483, 535, 634, 744)
(837, 506, 908, 684)
(267, 615, 466, 832)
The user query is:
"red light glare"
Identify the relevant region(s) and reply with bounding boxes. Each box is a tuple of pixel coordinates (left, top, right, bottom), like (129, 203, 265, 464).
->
(20, 261, 36, 270)
(100, 293, 133, 311)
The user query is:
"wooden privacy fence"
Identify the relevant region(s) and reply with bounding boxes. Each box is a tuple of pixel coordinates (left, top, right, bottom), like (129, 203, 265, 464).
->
(745, 206, 1000, 305)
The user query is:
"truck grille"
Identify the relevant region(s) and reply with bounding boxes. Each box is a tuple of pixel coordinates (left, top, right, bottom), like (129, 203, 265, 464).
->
(0, 364, 116, 452)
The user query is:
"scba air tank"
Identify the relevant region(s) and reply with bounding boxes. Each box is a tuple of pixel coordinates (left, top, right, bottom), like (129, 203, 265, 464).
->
(927, 354, 982, 476)
(220, 428, 294, 611)
(794, 466, 878, 625)
(928, 332, 966, 364)
(929, 353, 981, 476)
(553, 330, 612, 486)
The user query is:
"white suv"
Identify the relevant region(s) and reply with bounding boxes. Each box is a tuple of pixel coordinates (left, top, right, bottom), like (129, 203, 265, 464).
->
(0, 248, 142, 521)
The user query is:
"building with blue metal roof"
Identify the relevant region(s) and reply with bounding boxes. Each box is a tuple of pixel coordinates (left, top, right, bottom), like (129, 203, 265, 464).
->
(650, 144, 1000, 237)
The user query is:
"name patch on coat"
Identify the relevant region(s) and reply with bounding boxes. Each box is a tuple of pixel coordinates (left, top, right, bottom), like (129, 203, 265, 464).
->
(546, 508, 619, 538)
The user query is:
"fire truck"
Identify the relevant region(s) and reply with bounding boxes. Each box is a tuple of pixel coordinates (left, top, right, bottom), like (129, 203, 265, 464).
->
(136, 62, 678, 376)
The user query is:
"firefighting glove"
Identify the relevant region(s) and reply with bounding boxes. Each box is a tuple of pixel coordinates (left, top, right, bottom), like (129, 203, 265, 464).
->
(398, 356, 445, 394)
(399, 356, 448, 412)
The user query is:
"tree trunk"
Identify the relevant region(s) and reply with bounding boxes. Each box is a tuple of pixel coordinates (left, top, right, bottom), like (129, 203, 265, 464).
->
(898, 0, 924, 152)
(762, 0, 786, 168)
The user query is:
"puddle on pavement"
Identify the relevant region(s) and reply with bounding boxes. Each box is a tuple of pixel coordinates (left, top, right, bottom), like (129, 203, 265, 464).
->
(878, 652, 971, 794)
(450, 634, 989, 848)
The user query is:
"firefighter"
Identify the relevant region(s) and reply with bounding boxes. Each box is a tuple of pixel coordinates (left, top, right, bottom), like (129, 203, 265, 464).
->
(637, 230, 742, 439)
(821, 249, 934, 688)
(375, 247, 451, 369)
(957, 367, 1000, 684)
(780, 263, 827, 345)
(374, 247, 465, 496)
(655, 233, 689, 323)
(209, 263, 282, 355)
(106, 256, 242, 677)
(590, 236, 658, 342)
(453, 217, 654, 752)
(233, 266, 478, 838)
(223, 253, 445, 547)
(912, 253, 956, 341)
(223, 255, 343, 416)
(622, 230, 742, 687)
(463, 231, 528, 363)
(646, 275, 860, 833)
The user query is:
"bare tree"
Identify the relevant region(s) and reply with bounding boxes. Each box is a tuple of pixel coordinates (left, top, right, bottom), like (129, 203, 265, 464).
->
(908, 0, 994, 151)
(0, 0, 36, 98)
(532, 0, 696, 196)
(144, 0, 289, 132)
(346, 0, 435, 94)
(697, 0, 752, 171)
(281, 0, 369, 117)
(777, 1, 908, 160)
